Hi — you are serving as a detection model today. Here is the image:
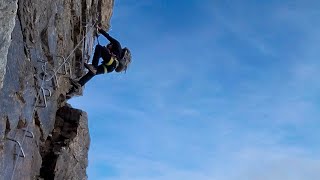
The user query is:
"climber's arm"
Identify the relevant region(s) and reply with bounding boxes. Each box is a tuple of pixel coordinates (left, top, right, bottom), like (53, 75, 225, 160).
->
(98, 28, 121, 47)
(96, 25, 122, 58)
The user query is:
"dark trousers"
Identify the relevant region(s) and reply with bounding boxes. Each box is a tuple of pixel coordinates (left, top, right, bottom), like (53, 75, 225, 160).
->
(78, 45, 112, 86)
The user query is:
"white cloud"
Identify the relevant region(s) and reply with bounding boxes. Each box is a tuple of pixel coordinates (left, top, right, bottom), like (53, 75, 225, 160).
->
(88, 143, 320, 180)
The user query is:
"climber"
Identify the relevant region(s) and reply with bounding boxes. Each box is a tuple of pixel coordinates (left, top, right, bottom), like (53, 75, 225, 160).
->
(66, 24, 132, 98)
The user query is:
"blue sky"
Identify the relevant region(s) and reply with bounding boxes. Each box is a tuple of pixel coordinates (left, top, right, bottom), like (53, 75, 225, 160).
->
(69, 0, 320, 179)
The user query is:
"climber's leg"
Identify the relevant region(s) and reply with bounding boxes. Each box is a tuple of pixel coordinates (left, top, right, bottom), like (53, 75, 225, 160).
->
(78, 72, 95, 87)
(92, 45, 103, 68)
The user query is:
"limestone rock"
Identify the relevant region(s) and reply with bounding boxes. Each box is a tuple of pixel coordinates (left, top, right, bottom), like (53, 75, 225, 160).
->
(0, 0, 18, 90)
(0, 0, 114, 179)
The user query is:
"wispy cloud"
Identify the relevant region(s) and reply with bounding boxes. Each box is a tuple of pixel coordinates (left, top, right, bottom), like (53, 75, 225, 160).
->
(88, 136, 320, 180)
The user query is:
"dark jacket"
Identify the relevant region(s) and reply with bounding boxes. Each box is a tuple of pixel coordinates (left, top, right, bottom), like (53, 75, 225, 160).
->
(98, 29, 122, 59)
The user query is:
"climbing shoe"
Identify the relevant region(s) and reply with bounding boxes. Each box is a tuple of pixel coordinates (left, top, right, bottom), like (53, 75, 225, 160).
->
(84, 63, 97, 75)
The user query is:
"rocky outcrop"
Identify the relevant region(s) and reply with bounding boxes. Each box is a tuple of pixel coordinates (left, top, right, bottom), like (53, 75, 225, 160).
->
(0, 0, 114, 179)
(40, 106, 89, 180)
(0, 0, 18, 90)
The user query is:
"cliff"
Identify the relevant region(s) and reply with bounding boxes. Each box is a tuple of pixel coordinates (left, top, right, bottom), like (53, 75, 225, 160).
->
(0, 0, 114, 179)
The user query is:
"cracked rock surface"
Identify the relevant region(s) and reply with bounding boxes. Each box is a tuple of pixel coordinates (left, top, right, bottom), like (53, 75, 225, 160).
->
(0, 0, 114, 179)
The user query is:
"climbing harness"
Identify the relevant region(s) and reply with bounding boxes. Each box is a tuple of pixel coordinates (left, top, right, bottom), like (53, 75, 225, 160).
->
(102, 56, 118, 73)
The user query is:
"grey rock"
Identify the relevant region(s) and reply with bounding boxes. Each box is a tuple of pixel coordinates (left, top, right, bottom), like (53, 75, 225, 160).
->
(0, 0, 18, 90)
(0, 0, 114, 179)
(54, 107, 90, 180)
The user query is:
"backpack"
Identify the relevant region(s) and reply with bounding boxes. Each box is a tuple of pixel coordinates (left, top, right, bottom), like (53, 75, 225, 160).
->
(118, 47, 132, 72)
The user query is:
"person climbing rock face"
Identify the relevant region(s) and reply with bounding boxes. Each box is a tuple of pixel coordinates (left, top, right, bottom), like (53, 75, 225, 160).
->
(66, 24, 132, 98)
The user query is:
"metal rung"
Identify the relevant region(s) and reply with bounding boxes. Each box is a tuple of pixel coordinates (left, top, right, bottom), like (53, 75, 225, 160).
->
(22, 129, 34, 138)
(57, 56, 70, 75)
(41, 55, 72, 87)
(46, 55, 71, 80)
(65, 61, 72, 76)
(6, 137, 25, 158)
(36, 87, 51, 108)
(52, 73, 59, 88)
(36, 60, 53, 108)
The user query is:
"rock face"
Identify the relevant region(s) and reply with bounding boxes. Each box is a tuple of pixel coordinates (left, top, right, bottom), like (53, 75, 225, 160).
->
(40, 106, 89, 180)
(0, 0, 18, 90)
(0, 0, 114, 179)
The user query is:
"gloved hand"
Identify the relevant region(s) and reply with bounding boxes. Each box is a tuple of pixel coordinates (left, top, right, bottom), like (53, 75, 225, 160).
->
(96, 24, 101, 32)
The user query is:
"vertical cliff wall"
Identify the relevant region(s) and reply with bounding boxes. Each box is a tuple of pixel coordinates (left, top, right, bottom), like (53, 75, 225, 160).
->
(0, 0, 18, 91)
(0, 0, 114, 179)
